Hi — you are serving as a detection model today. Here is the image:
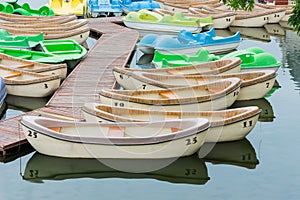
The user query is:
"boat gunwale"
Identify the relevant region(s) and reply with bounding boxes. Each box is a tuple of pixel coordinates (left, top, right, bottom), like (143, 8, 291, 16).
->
(82, 103, 261, 127)
(99, 77, 242, 105)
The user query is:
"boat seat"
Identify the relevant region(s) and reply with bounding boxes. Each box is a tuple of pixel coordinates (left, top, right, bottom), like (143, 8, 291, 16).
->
(16, 64, 35, 69)
(108, 126, 124, 137)
(4, 72, 22, 79)
(167, 69, 181, 75)
(48, 127, 61, 132)
(159, 91, 177, 99)
(51, 50, 82, 54)
(171, 128, 180, 132)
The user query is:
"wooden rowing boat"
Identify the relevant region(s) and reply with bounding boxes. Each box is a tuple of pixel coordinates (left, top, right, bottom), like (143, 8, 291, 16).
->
(0, 66, 60, 97)
(99, 77, 242, 111)
(254, 3, 286, 23)
(2, 25, 90, 45)
(201, 5, 271, 27)
(187, 7, 235, 29)
(0, 53, 67, 80)
(113, 69, 276, 100)
(20, 116, 210, 158)
(158, 1, 219, 13)
(82, 103, 260, 142)
(0, 19, 89, 32)
(113, 58, 241, 77)
(0, 12, 77, 23)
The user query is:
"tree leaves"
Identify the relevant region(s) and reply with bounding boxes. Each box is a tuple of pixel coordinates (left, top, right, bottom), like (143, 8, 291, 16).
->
(222, 0, 255, 11)
(288, 0, 300, 35)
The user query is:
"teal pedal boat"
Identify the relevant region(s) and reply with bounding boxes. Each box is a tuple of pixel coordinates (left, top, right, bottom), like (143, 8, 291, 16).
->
(0, 29, 44, 49)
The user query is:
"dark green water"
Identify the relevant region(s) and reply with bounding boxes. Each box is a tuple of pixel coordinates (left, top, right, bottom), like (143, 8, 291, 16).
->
(1, 1, 300, 199)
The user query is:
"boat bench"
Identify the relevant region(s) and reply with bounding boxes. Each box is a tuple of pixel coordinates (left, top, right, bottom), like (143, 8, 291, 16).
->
(3, 72, 22, 79)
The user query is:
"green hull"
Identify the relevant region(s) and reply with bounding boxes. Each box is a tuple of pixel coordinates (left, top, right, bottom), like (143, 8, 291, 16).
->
(0, 39, 87, 68)
(0, 2, 54, 16)
(153, 49, 219, 68)
(0, 29, 44, 49)
(37, 39, 87, 61)
(153, 47, 281, 70)
(0, 47, 65, 64)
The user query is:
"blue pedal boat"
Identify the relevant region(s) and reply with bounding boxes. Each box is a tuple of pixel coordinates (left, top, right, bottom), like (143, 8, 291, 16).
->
(87, 0, 123, 17)
(138, 28, 240, 54)
(120, 0, 160, 14)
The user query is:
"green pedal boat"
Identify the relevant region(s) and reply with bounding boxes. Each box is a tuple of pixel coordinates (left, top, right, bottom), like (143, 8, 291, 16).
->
(0, 39, 87, 68)
(35, 39, 87, 68)
(152, 47, 281, 71)
(0, 29, 44, 49)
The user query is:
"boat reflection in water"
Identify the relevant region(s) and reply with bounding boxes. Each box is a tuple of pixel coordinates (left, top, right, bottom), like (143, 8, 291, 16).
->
(264, 24, 285, 36)
(22, 153, 210, 185)
(229, 27, 271, 42)
(264, 79, 281, 98)
(5, 95, 49, 112)
(230, 97, 275, 122)
(200, 139, 259, 169)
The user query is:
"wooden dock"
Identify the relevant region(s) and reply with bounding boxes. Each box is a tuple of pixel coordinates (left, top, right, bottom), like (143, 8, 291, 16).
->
(0, 18, 139, 159)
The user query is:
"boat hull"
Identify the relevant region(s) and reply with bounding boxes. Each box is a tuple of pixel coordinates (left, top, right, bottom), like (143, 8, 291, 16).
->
(21, 117, 209, 159)
(82, 104, 261, 143)
(6, 78, 60, 97)
(212, 15, 235, 29)
(237, 76, 276, 100)
(99, 88, 240, 112)
(231, 15, 270, 27)
(123, 21, 202, 33)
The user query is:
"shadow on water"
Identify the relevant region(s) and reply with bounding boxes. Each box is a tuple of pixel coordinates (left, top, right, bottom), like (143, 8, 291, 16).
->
(21, 137, 259, 184)
(22, 153, 210, 185)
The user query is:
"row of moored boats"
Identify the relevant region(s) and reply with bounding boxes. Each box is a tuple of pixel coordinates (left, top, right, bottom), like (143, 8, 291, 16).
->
(0, 0, 286, 160)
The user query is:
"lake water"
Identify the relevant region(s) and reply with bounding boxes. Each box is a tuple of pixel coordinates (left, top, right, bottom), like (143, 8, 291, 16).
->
(1, 1, 300, 199)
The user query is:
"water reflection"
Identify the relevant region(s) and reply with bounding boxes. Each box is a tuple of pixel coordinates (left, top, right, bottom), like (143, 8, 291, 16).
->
(22, 153, 209, 185)
(5, 95, 49, 112)
(229, 27, 271, 42)
(201, 139, 259, 169)
(231, 98, 275, 122)
(265, 79, 281, 98)
(264, 24, 286, 36)
(281, 30, 300, 90)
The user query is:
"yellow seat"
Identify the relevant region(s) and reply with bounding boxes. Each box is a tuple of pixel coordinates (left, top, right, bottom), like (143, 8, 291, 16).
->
(159, 91, 177, 99)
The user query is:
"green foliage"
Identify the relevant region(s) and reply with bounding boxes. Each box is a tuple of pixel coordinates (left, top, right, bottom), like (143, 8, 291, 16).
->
(288, 0, 300, 35)
(222, 0, 255, 11)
